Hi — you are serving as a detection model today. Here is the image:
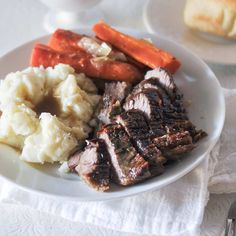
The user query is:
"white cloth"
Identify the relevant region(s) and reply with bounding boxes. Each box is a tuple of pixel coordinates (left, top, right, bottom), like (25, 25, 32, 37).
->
(0, 89, 235, 236)
(208, 89, 236, 194)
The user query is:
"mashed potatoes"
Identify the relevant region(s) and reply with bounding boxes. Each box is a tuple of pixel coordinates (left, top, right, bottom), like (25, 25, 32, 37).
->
(0, 103, 39, 149)
(0, 64, 101, 163)
(21, 113, 77, 163)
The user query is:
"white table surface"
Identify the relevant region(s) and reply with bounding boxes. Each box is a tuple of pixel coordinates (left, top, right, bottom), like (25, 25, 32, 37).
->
(0, 0, 236, 235)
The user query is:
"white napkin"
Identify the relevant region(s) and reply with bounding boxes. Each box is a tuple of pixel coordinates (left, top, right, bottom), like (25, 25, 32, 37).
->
(208, 89, 236, 194)
(0, 88, 235, 236)
(0, 162, 208, 236)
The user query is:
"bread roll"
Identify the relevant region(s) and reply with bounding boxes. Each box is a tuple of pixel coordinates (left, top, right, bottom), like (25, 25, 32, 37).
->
(184, 0, 236, 39)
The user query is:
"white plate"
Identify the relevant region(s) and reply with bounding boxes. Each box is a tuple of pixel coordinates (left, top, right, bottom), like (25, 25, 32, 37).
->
(0, 28, 225, 201)
(143, 0, 236, 65)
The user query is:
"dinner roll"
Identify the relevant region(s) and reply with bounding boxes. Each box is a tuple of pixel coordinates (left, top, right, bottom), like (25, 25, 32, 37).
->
(184, 0, 236, 39)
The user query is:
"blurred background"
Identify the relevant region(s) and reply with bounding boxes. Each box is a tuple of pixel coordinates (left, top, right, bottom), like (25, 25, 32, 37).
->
(0, 0, 145, 56)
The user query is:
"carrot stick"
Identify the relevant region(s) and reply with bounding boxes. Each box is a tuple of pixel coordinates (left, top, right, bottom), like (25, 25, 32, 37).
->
(93, 21, 181, 74)
(30, 44, 142, 83)
(48, 29, 85, 53)
(49, 29, 147, 71)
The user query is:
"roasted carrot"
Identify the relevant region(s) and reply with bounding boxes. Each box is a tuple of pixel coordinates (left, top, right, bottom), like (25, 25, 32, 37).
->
(30, 44, 142, 83)
(48, 29, 85, 53)
(126, 55, 148, 71)
(49, 29, 148, 72)
(49, 29, 147, 71)
(93, 21, 181, 74)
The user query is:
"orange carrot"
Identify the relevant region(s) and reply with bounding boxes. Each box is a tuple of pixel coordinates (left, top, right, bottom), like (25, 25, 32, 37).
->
(93, 21, 181, 74)
(49, 29, 146, 71)
(48, 29, 85, 53)
(30, 44, 142, 83)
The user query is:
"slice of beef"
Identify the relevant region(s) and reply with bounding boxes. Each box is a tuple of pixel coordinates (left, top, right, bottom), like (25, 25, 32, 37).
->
(153, 131, 195, 159)
(165, 120, 207, 143)
(124, 88, 162, 118)
(123, 87, 186, 137)
(162, 108, 187, 121)
(123, 68, 206, 159)
(115, 110, 166, 175)
(126, 78, 163, 102)
(165, 120, 197, 139)
(99, 124, 151, 185)
(153, 131, 192, 149)
(68, 141, 87, 172)
(75, 139, 110, 192)
(134, 77, 166, 92)
(129, 77, 171, 107)
(129, 77, 186, 115)
(123, 88, 166, 136)
(163, 144, 195, 158)
(192, 129, 208, 143)
(68, 151, 81, 172)
(166, 120, 193, 131)
(144, 67, 177, 100)
(98, 81, 131, 124)
(115, 110, 150, 140)
(144, 68, 188, 118)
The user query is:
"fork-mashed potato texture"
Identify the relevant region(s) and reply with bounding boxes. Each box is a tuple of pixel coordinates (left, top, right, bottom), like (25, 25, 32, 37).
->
(0, 64, 101, 163)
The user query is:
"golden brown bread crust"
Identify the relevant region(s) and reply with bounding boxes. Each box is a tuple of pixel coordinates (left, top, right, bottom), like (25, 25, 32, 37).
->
(184, 0, 236, 39)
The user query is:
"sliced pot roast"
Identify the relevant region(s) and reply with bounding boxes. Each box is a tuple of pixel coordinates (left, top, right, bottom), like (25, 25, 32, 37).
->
(99, 124, 151, 186)
(75, 139, 111, 192)
(68, 67, 207, 192)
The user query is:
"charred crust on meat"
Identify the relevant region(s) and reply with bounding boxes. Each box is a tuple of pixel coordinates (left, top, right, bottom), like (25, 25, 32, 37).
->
(75, 139, 111, 192)
(99, 124, 151, 185)
(98, 81, 131, 124)
(144, 67, 177, 99)
(68, 67, 207, 191)
(115, 110, 166, 175)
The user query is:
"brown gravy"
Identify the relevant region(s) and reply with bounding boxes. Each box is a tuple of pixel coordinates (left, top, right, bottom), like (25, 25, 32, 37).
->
(35, 94, 60, 116)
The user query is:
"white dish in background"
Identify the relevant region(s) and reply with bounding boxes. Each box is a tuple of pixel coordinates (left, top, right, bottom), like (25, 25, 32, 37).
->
(0, 28, 225, 201)
(39, 0, 103, 32)
(143, 0, 236, 65)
